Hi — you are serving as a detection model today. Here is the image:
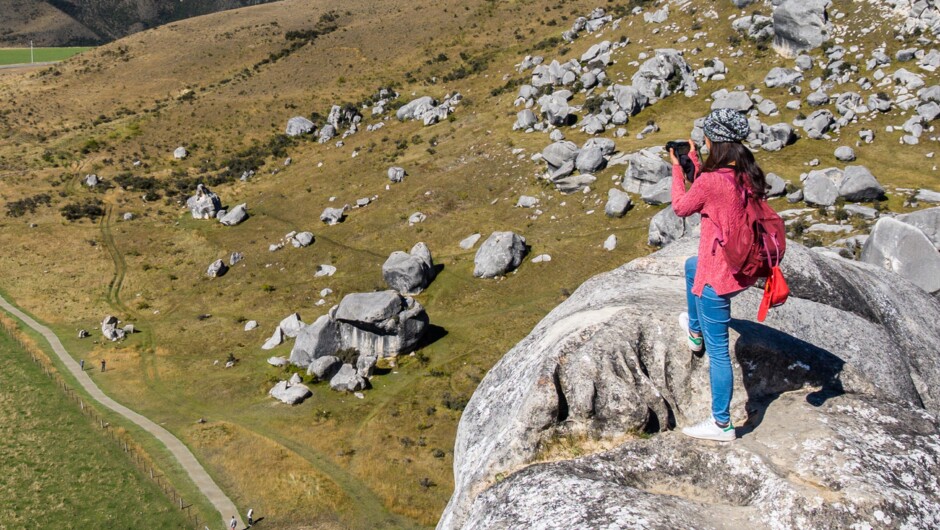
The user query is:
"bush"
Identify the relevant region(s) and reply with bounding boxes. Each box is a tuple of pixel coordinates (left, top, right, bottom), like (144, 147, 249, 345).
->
(6, 193, 51, 217)
(60, 199, 105, 221)
(334, 347, 360, 366)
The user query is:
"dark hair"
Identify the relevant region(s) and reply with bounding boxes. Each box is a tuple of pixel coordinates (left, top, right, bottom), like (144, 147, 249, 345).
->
(701, 141, 768, 199)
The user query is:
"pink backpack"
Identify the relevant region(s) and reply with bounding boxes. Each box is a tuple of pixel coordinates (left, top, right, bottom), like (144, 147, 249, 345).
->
(713, 172, 787, 279)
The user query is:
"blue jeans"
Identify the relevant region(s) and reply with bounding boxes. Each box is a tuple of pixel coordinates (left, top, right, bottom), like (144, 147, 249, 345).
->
(685, 256, 734, 425)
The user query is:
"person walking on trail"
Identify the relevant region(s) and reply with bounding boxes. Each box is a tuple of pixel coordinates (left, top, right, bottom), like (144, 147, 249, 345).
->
(80, 359, 84, 371)
(247, 508, 254, 526)
(230, 515, 238, 529)
(670, 108, 769, 442)
(100, 359, 106, 372)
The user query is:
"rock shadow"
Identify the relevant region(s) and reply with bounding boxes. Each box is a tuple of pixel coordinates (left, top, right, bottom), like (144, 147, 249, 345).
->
(729, 319, 845, 436)
(414, 324, 448, 350)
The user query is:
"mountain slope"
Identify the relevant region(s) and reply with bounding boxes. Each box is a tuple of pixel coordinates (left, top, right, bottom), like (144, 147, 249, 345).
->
(0, 0, 280, 46)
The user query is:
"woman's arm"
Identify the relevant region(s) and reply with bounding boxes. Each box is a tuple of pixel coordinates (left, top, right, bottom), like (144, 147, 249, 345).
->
(670, 144, 707, 217)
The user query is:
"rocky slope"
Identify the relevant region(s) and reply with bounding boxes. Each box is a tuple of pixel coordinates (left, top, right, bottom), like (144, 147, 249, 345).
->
(439, 238, 940, 529)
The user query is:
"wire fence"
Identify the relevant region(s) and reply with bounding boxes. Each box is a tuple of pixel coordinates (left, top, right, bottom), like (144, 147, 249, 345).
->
(0, 317, 209, 529)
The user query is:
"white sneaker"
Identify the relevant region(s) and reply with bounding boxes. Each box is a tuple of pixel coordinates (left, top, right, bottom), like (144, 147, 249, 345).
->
(678, 312, 703, 353)
(682, 417, 735, 442)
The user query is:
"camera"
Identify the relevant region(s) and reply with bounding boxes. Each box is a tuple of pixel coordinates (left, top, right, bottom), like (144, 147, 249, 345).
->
(665, 139, 697, 182)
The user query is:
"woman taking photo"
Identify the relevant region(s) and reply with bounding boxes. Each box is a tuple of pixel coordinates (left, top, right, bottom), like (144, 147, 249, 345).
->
(670, 108, 769, 442)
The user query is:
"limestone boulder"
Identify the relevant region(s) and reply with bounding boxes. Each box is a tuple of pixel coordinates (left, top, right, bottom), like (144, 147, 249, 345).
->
(861, 217, 940, 294)
(473, 232, 528, 278)
(439, 238, 940, 529)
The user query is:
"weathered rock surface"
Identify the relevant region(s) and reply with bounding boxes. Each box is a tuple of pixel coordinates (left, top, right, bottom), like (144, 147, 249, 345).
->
(839, 166, 885, 202)
(861, 217, 940, 294)
(897, 207, 940, 249)
(219, 204, 248, 226)
(383, 242, 436, 294)
(320, 207, 346, 225)
(772, 0, 831, 57)
(307, 355, 342, 381)
(330, 363, 367, 392)
(206, 259, 227, 278)
(285, 116, 315, 137)
(186, 184, 221, 219)
(439, 238, 940, 530)
(473, 232, 528, 278)
(604, 188, 631, 218)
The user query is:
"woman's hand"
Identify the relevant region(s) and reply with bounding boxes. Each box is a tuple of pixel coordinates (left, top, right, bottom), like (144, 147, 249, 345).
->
(669, 148, 679, 165)
(688, 139, 697, 158)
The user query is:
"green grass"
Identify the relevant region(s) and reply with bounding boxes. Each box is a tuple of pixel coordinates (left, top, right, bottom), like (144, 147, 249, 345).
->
(0, 47, 91, 66)
(0, 330, 189, 528)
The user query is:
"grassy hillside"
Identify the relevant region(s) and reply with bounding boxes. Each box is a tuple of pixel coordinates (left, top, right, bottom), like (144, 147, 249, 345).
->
(0, 330, 189, 528)
(0, 0, 936, 527)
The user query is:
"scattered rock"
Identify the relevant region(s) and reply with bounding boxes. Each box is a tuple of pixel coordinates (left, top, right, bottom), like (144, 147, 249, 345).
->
(186, 184, 222, 219)
(516, 196, 540, 208)
(269, 380, 312, 405)
(460, 233, 482, 250)
(763, 67, 803, 88)
(261, 326, 284, 350)
(291, 232, 315, 248)
(834, 146, 856, 162)
(244, 320, 258, 331)
(279, 313, 306, 338)
(219, 204, 248, 226)
(173, 146, 187, 159)
(206, 259, 228, 278)
(101, 315, 125, 342)
(388, 167, 406, 183)
(315, 264, 336, 277)
(604, 189, 632, 218)
(308, 355, 342, 380)
(320, 207, 347, 225)
(474, 232, 528, 278)
(330, 364, 367, 392)
(285, 116, 315, 137)
(602, 234, 617, 251)
(267, 356, 288, 367)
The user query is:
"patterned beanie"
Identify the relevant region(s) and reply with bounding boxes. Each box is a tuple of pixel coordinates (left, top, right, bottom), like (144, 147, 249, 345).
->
(703, 108, 750, 143)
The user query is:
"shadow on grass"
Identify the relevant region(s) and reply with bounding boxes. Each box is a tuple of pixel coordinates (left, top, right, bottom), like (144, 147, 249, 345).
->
(415, 324, 448, 351)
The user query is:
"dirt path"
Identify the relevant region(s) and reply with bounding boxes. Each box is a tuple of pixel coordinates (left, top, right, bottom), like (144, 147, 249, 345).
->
(0, 295, 245, 530)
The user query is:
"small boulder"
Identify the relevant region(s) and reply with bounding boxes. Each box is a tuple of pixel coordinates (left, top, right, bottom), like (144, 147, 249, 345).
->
(839, 166, 884, 202)
(173, 146, 187, 159)
(269, 380, 312, 405)
(262, 326, 284, 350)
(388, 167, 406, 183)
(279, 313, 306, 338)
(291, 232, 315, 248)
(834, 146, 856, 162)
(244, 320, 258, 331)
(285, 116, 315, 137)
(605, 189, 632, 218)
(803, 172, 839, 206)
(186, 184, 222, 220)
(320, 207, 346, 225)
(383, 243, 436, 295)
(206, 259, 228, 278)
(330, 364, 367, 392)
(101, 315, 125, 342)
(460, 233, 482, 250)
(764, 67, 804, 88)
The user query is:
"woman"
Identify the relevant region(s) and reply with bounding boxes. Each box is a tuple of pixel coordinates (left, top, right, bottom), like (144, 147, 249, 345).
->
(670, 107, 768, 442)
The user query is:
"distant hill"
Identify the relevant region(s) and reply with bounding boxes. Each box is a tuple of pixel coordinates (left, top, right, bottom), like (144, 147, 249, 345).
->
(0, 0, 279, 46)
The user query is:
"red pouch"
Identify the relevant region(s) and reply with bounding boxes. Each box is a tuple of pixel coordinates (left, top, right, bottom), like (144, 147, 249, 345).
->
(758, 265, 789, 322)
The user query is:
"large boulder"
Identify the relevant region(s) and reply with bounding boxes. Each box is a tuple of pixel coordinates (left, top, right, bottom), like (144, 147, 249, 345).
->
(285, 116, 315, 137)
(186, 184, 222, 219)
(335, 291, 429, 359)
(383, 243, 436, 294)
(307, 355, 342, 380)
(396, 96, 436, 121)
(473, 232, 528, 278)
(622, 149, 670, 195)
(861, 217, 940, 294)
(630, 49, 698, 102)
(541, 141, 579, 168)
(648, 208, 701, 246)
(438, 238, 940, 530)
(772, 0, 832, 57)
(219, 204, 248, 226)
(838, 166, 884, 202)
(897, 207, 940, 249)
(803, 170, 839, 206)
(711, 90, 753, 112)
(290, 315, 341, 368)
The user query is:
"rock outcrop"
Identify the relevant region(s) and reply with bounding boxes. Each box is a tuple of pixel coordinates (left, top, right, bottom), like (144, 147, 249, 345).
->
(289, 291, 428, 368)
(186, 184, 221, 219)
(861, 217, 940, 294)
(438, 238, 940, 530)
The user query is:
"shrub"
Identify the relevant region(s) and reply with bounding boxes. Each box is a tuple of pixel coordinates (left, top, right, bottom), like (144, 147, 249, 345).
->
(334, 347, 360, 366)
(60, 199, 105, 221)
(6, 193, 51, 217)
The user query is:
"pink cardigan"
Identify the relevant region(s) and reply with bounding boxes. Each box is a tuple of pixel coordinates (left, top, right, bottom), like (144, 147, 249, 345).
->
(671, 152, 758, 297)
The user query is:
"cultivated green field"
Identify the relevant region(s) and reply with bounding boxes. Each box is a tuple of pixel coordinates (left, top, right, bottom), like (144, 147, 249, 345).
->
(0, 47, 91, 66)
(0, 331, 189, 529)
